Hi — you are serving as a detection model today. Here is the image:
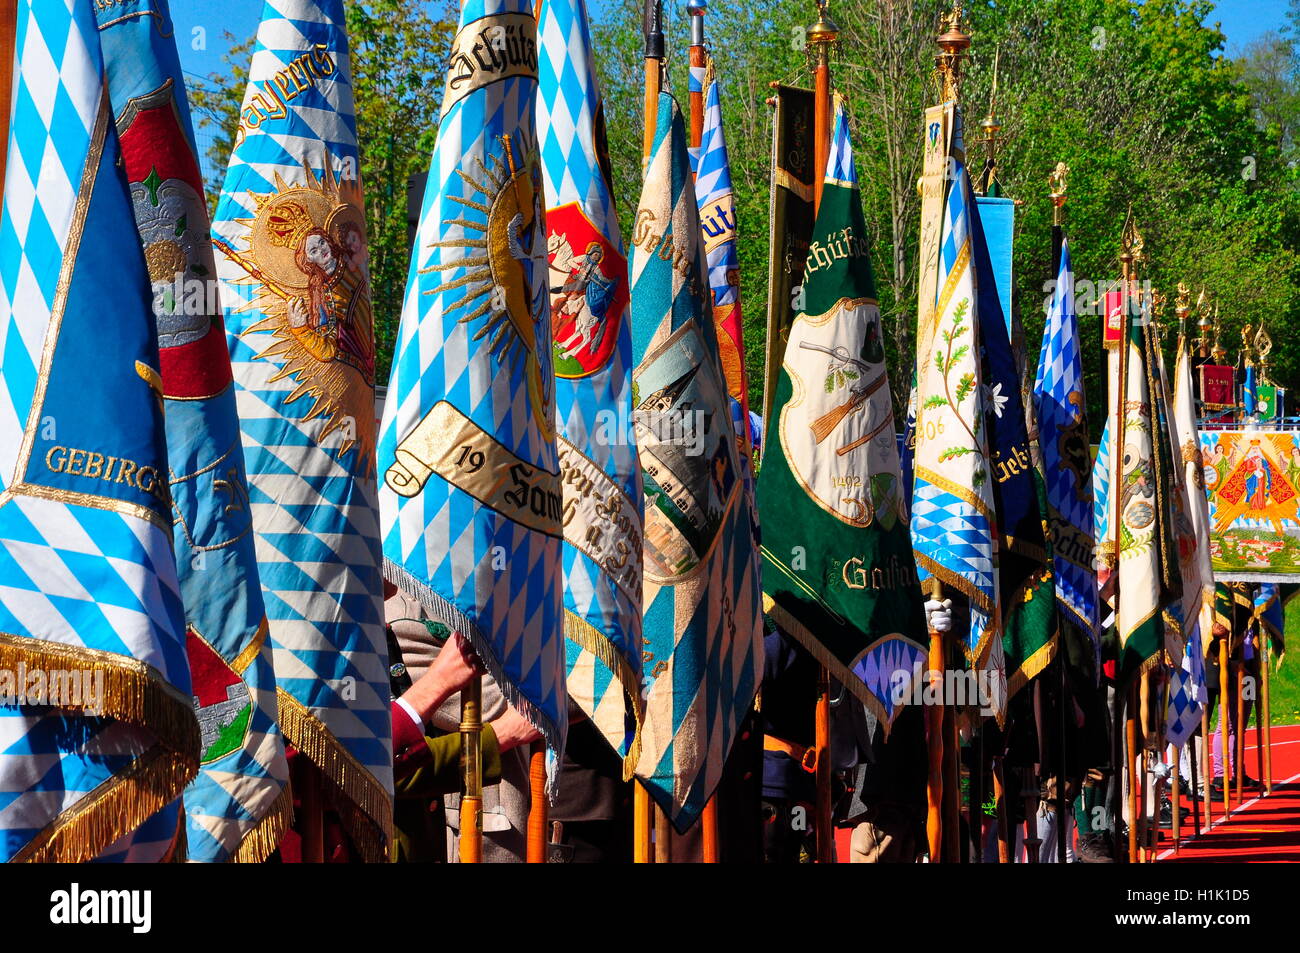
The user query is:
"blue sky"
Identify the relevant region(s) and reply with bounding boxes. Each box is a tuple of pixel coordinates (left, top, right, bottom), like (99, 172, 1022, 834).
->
(169, 0, 1293, 78)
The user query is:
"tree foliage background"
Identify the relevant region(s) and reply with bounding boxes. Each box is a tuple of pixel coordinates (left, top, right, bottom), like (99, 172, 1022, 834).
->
(191, 0, 1300, 435)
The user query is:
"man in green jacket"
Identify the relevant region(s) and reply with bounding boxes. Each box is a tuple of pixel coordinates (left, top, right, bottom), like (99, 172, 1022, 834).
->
(391, 631, 540, 861)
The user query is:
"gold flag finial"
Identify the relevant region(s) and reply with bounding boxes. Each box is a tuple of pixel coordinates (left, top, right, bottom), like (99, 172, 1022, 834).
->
(807, 0, 840, 69)
(936, 2, 971, 104)
(1149, 287, 1169, 346)
(1048, 162, 1068, 226)
(1175, 281, 1191, 338)
(1255, 325, 1274, 383)
(1120, 206, 1145, 266)
(1195, 287, 1211, 357)
(973, 47, 1005, 195)
(1211, 303, 1227, 363)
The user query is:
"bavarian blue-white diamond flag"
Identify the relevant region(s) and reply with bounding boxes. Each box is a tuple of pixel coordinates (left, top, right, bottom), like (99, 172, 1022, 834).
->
(537, 0, 644, 775)
(691, 57, 754, 475)
(97, 0, 290, 862)
(0, 0, 199, 862)
(212, 0, 391, 858)
(1033, 237, 1099, 652)
(910, 108, 1001, 711)
(379, 0, 568, 776)
(631, 94, 764, 830)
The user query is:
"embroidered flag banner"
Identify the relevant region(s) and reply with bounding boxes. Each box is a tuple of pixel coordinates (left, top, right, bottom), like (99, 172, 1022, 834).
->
(1033, 237, 1098, 657)
(212, 0, 390, 858)
(756, 98, 926, 728)
(378, 0, 567, 776)
(1165, 643, 1206, 749)
(97, 0, 290, 863)
(1114, 316, 1175, 677)
(910, 108, 1001, 714)
(1166, 323, 1214, 664)
(0, 0, 198, 862)
(537, 0, 643, 775)
(967, 172, 1052, 702)
(631, 94, 763, 829)
(1199, 429, 1300, 582)
(692, 58, 754, 474)
(974, 196, 1014, 336)
(761, 85, 815, 426)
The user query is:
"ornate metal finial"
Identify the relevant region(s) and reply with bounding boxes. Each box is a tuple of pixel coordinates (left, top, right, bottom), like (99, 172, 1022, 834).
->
(687, 0, 706, 44)
(1255, 325, 1274, 383)
(1241, 324, 1256, 370)
(973, 47, 1005, 195)
(1175, 281, 1191, 339)
(935, 2, 971, 104)
(1211, 304, 1227, 363)
(1148, 287, 1169, 346)
(1048, 162, 1068, 226)
(1120, 208, 1145, 266)
(806, 0, 840, 69)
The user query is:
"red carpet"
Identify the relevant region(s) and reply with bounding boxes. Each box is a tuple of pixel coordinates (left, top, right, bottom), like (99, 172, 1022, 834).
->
(829, 724, 1300, 862)
(1157, 723, 1300, 863)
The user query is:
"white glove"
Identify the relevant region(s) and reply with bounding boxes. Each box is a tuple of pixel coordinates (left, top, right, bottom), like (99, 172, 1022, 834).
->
(924, 598, 953, 633)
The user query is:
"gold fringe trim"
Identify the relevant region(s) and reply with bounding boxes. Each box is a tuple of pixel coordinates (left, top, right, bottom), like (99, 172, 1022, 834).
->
(563, 609, 645, 781)
(0, 632, 199, 749)
(229, 618, 269, 676)
(228, 782, 294, 863)
(0, 632, 200, 862)
(276, 689, 393, 862)
(1006, 629, 1058, 702)
(763, 596, 924, 740)
(12, 743, 195, 862)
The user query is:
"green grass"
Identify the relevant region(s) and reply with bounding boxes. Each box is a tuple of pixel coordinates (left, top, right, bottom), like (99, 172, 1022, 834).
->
(1269, 607, 1300, 727)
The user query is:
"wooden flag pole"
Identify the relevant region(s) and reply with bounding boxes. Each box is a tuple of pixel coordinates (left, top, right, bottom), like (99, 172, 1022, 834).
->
(1188, 722, 1201, 838)
(654, 804, 672, 863)
(0, 0, 14, 207)
(992, 756, 1012, 862)
(685, 6, 721, 863)
(526, 740, 547, 863)
(1125, 681, 1140, 863)
(1114, 217, 1137, 864)
(1234, 661, 1245, 806)
(1139, 670, 1154, 860)
(459, 675, 484, 863)
(641, 0, 664, 169)
(925, 581, 945, 861)
(942, 661, 960, 862)
(1218, 636, 1230, 815)
(631, 0, 662, 866)
(633, 784, 652, 862)
(688, 1, 706, 153)
(1262, 637, 1273, 793)
(1199, 709, 1213, 832)
(808, 2, 838, 864)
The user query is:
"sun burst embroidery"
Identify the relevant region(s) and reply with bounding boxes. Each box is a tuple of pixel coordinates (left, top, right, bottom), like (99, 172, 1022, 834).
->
(215, 157, 377, 474)
(421, 134, 554, 440)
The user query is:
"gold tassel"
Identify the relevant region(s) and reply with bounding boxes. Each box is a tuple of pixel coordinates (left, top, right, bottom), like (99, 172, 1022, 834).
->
(276, 689, 393, 862)
(0, 632, 200, 862)
(13, 743, 196, 862)
(563, 609, 645, 780)
(228, 782, 294, 863)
